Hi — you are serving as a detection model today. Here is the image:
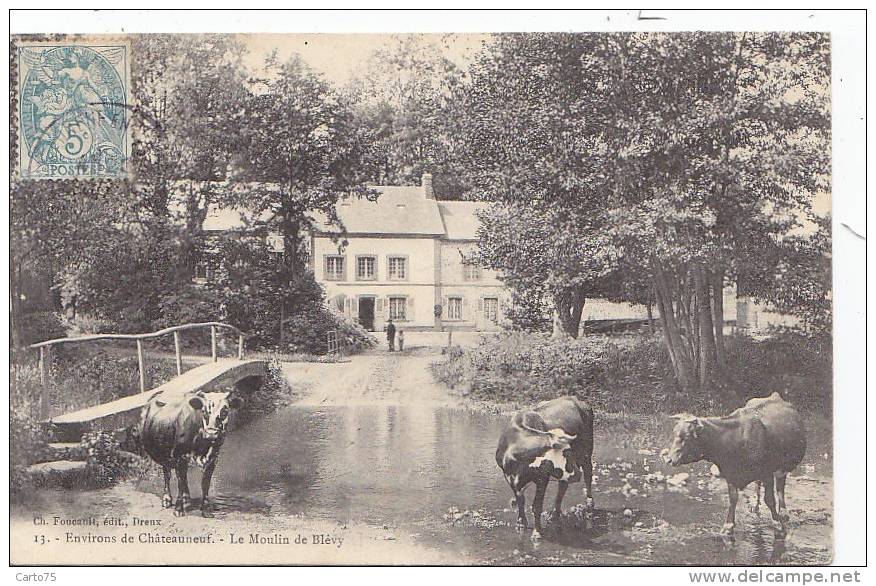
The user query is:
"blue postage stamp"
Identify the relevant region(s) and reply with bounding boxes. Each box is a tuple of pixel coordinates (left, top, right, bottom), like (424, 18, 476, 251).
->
(16, 40, 132, 180)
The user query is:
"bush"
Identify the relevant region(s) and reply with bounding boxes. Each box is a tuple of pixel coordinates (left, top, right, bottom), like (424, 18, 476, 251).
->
(235, 359, 296, 425)
(432, 330, 832, 416)
(10, 411, 53, 499)
(281, 304, 376, 355)
(80, 431, 132, 488)
(724, 331, 832, 416)
(16, 311, 66, 346)
(432, 332, 673, 413)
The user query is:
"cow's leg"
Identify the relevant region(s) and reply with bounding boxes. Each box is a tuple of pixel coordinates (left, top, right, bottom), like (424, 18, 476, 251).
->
(722, 482, 739, 535)
(531, 479, 548, 540)
(514, 489, 527, 531)
(762, 475, 786, 535)
(774, 471, 789, 521)
(582, 457, 594, 509)
(161, 465, 173, 508)
(173, 460, 190, 517)
(548, 480, 568, 526)
(200, 458, 218, 518)
(750, 481, 762, 514)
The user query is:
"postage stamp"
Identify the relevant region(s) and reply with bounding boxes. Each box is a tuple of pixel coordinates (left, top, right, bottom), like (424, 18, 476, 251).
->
(15, 39, 131, 180)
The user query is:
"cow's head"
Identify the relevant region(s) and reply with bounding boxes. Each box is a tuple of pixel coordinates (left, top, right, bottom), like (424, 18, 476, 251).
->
(662, 413, 705, 466)
(189, 392, 244, 441)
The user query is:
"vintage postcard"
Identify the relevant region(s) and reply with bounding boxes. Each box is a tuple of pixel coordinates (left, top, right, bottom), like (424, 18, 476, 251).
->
(7, 10, 866, 571)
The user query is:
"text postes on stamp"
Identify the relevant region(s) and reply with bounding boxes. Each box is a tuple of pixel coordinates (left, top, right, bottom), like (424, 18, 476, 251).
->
(16, 40, 131, 180)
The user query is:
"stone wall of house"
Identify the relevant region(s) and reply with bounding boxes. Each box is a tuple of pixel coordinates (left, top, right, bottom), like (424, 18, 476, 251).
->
(436, 240, 507, 331)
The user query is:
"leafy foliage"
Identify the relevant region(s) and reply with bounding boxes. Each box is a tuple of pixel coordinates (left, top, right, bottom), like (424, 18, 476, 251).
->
(16, 311, 66, 346)
(281, 305, 377, 355)
(433, 331, 831, 416)
(343, 35, 473, 197)
(458, 32, 831, 386)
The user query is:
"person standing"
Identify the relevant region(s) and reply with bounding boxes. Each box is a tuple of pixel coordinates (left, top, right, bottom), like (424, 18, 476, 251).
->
(385, 319, 396, 352)
(397, 329, 405, 352)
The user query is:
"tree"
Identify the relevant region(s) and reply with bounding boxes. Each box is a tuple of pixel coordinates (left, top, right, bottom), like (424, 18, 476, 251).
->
(601, 32, 830, 392)
(131, 34, 248, 276)
(228, 53, 377, 340)
(9, 180, 133, 344)
(344, 35, 471, 197)
(460, 34, 621, 337)
(461, 32, 829, 390)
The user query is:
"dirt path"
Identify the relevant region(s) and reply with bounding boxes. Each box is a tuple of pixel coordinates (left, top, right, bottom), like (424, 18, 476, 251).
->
(286, 347, 454, 407)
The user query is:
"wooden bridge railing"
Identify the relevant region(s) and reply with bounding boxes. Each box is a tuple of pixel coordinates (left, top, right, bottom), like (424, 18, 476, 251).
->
(30, 322, 249, 419)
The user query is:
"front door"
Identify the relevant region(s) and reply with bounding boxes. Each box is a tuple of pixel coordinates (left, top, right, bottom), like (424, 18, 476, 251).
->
(358, 297, 375, 331)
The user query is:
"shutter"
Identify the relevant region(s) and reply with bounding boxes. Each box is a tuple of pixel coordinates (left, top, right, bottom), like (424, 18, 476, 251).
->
(344, 298, 351, 316)
(351, 297, 358, 315)
(376, 297, 384, 316)
(462, 297, 470, 320)
(477, 297, 484, 313)
(442, 296, 449, 318)
(407, 297, 414, 321)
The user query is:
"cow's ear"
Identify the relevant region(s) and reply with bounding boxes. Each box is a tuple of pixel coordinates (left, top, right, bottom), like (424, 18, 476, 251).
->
(228, 396, 244, 409)
(189, 396, 205, 410)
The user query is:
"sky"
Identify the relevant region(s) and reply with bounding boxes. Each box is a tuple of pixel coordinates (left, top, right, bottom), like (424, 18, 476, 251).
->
(239, 33, 490, 87)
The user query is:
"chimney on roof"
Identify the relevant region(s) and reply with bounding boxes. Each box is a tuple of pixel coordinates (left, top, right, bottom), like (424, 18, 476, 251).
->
(421, 172, 434, 199)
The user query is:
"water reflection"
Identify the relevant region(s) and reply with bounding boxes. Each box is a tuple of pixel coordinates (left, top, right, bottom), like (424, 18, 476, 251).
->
(205, 404, 830, 565)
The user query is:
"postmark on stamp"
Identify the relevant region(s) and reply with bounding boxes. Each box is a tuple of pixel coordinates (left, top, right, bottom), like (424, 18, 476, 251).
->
(16, 39, 132, 180)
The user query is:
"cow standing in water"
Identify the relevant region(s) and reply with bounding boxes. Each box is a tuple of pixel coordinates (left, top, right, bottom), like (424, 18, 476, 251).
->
(662, 392, 806, 536)
(496, 396, 595, 540)
(138, 390, 243, 517)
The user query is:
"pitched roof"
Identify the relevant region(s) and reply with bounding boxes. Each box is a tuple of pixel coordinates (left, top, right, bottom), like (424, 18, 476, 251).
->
(198, 182, 488, 240)
(311, 185, 446, 236)
(438, 201, 488, 240)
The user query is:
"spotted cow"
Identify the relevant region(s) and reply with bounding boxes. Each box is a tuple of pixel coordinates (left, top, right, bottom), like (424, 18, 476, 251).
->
(496, 396, 594, 540)
(138, 390, 243, 517)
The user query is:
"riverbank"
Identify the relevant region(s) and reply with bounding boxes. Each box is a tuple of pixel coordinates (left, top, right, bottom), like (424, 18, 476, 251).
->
(11, 342, 833, 565)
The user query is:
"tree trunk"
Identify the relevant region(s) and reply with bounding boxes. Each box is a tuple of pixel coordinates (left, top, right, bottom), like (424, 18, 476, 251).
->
(711, 269, 726, 369)
(652, 264, 697, 393)
(646, 299, 655, 333)
(552, 288, 585, 339)
(694, 266, 719, 387)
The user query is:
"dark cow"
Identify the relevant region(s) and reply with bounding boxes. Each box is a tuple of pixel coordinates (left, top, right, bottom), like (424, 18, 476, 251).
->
(496, 396, 594, 540)
(138, 390, 243, 517)
(662, 392, 806, 536)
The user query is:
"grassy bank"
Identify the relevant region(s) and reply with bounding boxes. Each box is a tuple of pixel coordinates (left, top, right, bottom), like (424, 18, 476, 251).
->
(431, 331, 832, 417)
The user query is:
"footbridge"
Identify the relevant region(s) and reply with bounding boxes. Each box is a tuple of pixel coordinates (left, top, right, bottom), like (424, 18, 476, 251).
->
(29, 322, 270, 442)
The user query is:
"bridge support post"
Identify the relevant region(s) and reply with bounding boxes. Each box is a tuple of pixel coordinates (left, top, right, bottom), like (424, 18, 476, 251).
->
(211, 326, 218, 362)
(173, 331, 182, 376)
(136, 340, 146, 393)
(38, 346, 50, 420)
(238, 334, 245, 360)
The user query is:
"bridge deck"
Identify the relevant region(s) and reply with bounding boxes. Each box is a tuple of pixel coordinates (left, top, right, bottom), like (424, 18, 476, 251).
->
(49, 359, 269, 432)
